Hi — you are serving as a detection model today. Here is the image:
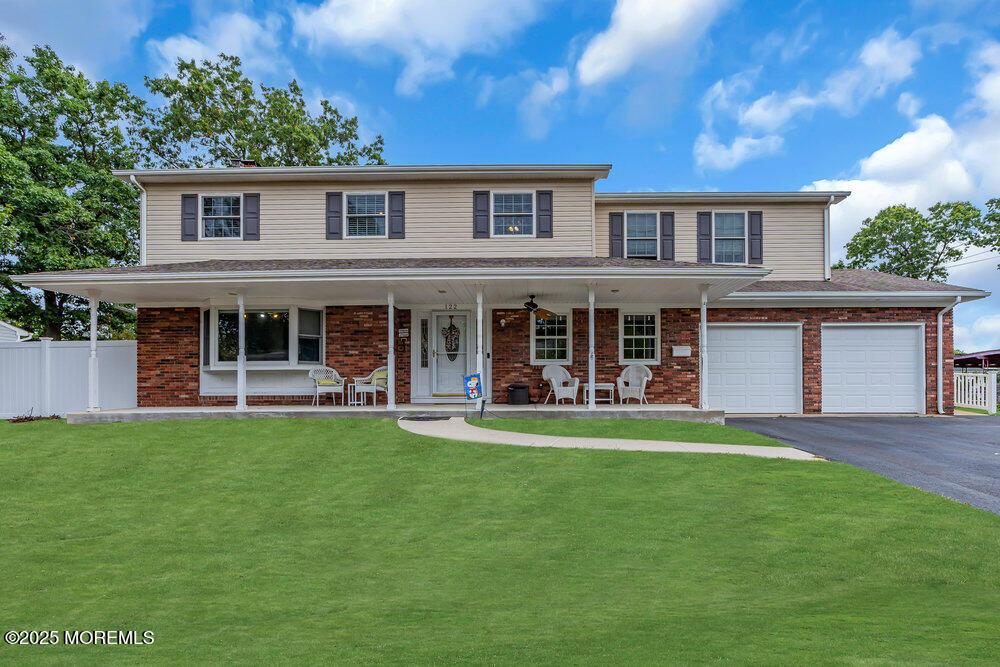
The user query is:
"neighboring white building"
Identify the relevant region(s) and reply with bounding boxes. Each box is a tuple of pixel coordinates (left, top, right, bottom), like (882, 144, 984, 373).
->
(0, 320, 32, 342)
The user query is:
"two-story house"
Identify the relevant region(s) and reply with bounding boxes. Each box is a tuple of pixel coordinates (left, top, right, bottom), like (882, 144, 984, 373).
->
(16, 163, 987, 417)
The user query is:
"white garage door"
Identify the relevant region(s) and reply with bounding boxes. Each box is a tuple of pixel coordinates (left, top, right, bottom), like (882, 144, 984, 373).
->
(706, 325, 801, 413)
(822, 325, 923, 413)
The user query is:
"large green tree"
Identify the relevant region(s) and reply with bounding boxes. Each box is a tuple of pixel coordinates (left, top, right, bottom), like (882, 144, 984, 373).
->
(141, 54, 385, 168)
(841, 202, 985, 281)
(0, 39, 144, 339)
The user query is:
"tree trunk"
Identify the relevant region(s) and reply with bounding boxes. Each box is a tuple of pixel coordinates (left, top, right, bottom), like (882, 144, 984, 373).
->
(42, 290, 62, 340)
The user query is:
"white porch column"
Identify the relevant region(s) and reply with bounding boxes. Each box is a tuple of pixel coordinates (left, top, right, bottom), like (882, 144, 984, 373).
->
(236, 294, 247, 411)
(387, 291, 396, 410)
(87, 293, 100, 412)
(588, 286, 596, 410)
(699, 286, 709, 409)
(475, 286, 484, 410)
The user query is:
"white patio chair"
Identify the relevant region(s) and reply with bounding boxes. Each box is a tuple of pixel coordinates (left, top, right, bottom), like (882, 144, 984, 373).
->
(353, 366, 388, 406)
(617, 365, 653, 404)
(542, 364, 580, 404)
(308, 367, 345, 406)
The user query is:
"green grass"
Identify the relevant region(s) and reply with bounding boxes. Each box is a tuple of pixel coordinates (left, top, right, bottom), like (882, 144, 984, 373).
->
(956, 406, 994, 415)
(470, 416, 789, 446)
(2, 418, 1000, 664)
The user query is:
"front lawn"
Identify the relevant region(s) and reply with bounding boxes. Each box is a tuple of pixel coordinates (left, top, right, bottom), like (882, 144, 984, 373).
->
(470, 416, 788, 446)
(2, 418, 999, 664)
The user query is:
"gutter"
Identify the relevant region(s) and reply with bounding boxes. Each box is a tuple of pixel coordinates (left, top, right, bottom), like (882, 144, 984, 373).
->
(128, 175, 147, 266)
(824, 194, 834, 280)
(938, 296, 961, 414)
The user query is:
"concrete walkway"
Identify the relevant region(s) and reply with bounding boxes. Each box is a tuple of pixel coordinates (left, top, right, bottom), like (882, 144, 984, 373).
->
(397, 417, 819, 460)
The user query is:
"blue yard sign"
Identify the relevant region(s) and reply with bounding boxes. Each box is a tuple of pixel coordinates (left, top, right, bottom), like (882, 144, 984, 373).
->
(464, 373, 483, 401)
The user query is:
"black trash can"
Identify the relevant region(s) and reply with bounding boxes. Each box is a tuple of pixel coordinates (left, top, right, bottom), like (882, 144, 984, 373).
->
(507, 383, 530, 405)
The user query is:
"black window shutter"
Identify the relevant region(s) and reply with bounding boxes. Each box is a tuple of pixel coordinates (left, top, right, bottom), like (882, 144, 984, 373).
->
(748, 210, 763, 264)
(243, 193, 260, 241)
(388, 191, 405, 239)
(536, 190, 553, 238)
(473, 190, 490, 238)
(659, 212, 674, 260)
(181, 194, 198, 241)
(697, 211, 712, 263)
(326, 192, 343, 240)
(609, 212, 624, 258)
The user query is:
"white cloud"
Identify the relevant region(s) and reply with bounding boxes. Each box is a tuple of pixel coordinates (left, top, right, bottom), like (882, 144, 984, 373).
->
(147, 12, 286, 76)
(291, 0, 545, 96)
(576, 0, 731, 87)
(955, 312, 1000, 353)
(693, 133, 783, 171)
(0, 0, 152, 75)
(519, 68, 570, 139)
(756, 19, 820, 63)
(896, 92, 923, 118)
(738, 90, 816, 133)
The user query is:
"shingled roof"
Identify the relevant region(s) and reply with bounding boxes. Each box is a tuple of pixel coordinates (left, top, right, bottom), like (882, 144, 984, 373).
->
(737, 268, 984, 293)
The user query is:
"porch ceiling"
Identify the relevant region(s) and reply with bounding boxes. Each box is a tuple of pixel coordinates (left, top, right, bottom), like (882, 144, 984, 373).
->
(15, 266, 767, 307)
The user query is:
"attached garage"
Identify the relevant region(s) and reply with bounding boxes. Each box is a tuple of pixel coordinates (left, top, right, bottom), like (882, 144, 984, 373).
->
(821, 324, 925, 413)
(706, 324, 802, 413)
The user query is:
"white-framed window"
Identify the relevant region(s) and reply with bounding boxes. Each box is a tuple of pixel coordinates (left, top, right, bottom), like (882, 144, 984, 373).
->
(345, 192, 387, 238)
(712, 211, 747, 264)
(205, 305, 324, 369)
(625, 212, 658, 259)
(199, 194, 243, 239)
(619, 311, 660, 365)
(491, 191, 535, 237)
(531, 312, 572, 365)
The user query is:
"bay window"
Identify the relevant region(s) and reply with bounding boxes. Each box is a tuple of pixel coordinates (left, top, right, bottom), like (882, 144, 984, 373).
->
(203, 306, 324, 368)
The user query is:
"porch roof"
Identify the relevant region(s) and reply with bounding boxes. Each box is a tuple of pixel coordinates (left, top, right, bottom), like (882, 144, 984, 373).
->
(15, 257, 770, 307)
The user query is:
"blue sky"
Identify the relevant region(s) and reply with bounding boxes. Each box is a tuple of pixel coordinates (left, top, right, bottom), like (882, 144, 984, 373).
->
(3, 0, 1000, 349)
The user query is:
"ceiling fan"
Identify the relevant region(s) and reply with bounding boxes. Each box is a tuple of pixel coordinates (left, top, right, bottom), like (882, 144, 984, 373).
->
(524, 295, 557, 320)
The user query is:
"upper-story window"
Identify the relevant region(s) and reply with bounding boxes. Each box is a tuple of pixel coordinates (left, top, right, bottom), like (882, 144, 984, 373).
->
(346, 193, 387, 238)
(625, 212, 658, 259)
(713, 212, 746, 263)
(201, 194, 242, 239)
(492, 192, 534, 237)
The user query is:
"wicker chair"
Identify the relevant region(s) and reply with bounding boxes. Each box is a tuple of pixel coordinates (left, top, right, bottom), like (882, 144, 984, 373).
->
(308, 367, 345, 406)
(617, 365, 652, 404)
(542, 364, 580, 404)
(353, 366, 388, 406)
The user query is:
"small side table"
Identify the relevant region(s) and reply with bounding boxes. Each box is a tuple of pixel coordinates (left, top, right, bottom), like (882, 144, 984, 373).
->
(583, 382, 615, 404)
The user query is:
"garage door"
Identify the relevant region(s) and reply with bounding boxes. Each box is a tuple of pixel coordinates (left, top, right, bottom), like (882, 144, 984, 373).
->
(822, 325, 923, 413)
(706, 325, 801, 413)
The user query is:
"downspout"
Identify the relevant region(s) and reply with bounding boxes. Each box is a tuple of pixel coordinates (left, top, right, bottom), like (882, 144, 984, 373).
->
(938, 296, 961, 414)
(129, 175, 147, 266)
(823, 195, 834, 280)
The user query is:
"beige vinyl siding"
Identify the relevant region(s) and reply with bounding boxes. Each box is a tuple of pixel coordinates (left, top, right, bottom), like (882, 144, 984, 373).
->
(146, 179, 595, 263)
(595, 202, 826, 280)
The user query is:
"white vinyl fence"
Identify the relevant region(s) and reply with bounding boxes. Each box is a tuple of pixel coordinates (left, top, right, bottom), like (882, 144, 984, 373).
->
(0, 339, 136, 418)
(954, 369, 999, 414)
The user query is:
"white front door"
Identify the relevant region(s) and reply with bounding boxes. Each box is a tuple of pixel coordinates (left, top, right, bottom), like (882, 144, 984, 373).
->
(706, 324, 802, 413)
(822, 325, 923, 413)
(431, 312, 469, 396)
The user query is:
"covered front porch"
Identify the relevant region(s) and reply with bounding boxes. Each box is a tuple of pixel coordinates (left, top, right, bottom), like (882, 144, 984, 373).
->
(16, 258, 770, 419)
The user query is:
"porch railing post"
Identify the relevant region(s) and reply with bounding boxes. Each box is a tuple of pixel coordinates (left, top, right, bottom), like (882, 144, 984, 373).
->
(476, 286, 484, 411)
(699, 285, 708, 410)
(87, 292, 100, 412)
(588, 286, 595, 410)
(387, 290, 396, 410)
(236, 293, 247, 411)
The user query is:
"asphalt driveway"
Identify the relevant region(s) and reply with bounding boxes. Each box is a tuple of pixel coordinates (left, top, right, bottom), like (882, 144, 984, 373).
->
(731, 416, 1000, 515)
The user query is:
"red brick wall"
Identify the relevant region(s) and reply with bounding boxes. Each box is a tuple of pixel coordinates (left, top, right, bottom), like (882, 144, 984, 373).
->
(708, 307, 952, 414)
(136, 306, 411, 407)
(489, 306, 953, 413)
(137, 307, 201, 407)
